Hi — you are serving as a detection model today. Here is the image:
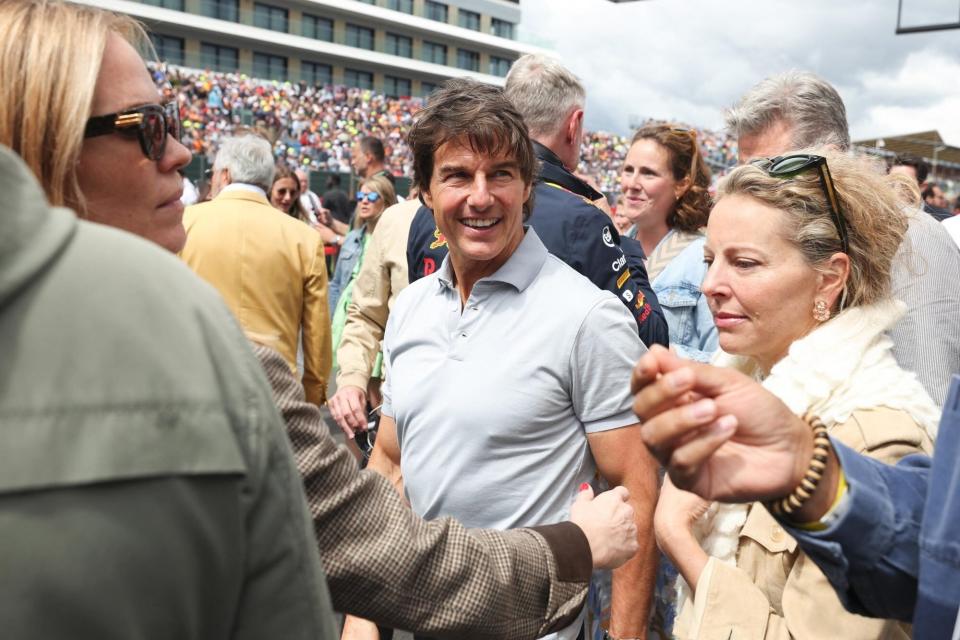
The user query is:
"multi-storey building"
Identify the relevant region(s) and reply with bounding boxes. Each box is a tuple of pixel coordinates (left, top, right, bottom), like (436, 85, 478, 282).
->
(74, 0, 537, 96)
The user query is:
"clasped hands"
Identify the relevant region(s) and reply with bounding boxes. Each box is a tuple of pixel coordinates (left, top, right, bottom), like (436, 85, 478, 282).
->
(631, 345, 815, 505)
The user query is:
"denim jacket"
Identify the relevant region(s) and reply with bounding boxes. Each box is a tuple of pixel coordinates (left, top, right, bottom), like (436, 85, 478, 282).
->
(788, 376, 960, 639)
(328, 227, 366, 314)
(650, 234, 717, 362)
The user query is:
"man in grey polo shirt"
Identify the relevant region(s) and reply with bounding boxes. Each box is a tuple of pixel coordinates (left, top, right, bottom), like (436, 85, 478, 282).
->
(346, 79, 659, 640)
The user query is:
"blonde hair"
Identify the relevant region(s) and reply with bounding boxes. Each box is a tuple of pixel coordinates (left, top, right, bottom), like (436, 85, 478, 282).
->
(717, 151, 908, 309)
(0, 0, 149, 211)
(361, 174, 397, 209)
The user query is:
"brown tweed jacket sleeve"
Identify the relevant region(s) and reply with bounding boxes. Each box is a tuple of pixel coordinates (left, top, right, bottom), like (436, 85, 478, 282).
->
(252, 343, 590, 639)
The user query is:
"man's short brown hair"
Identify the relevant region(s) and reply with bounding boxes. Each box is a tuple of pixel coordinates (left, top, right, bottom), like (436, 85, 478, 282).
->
(408, 78, 538, 218)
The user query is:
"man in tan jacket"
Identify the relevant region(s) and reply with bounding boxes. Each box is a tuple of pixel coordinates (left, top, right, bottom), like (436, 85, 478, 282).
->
(329, 198, 419, 432)
(181, 135, 331, 405)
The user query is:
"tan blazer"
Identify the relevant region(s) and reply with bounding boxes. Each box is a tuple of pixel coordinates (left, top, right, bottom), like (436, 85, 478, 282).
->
(675, 408, 934, 640)
(335, 198, 420, 390)
(181, 189, 331, 404)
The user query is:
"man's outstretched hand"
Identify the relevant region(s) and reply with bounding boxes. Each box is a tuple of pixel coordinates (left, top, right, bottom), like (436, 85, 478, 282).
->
(631, 345, 813, 504)
(569, 485, 638, 570)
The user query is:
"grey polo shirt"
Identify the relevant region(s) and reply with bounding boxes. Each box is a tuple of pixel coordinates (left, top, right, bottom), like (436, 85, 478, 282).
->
(381, 228, 645, 531)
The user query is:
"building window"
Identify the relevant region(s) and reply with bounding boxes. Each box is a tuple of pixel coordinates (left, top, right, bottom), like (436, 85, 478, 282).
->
(491, 18, 515, 39)
(253, 3, 288, 32)
(302, 14, 334, 41)
(424, 0, 447, 23)
(422, 40, 447, 65)
(489, 56, 511, 78)
(456, 49, 479, 72)
(384, 75, 411, 98)
(302, 61, 333, 87)
(200, 43, 239, 72)
(385, 32, 412, 58)
(346, 23, 375, 50)
(253, 52, 288, 80)
(356, 0, 375, 3)
(458, 9, 480, 31)
(200, 0, 238, 22)
(143, 0, 184, 9)
(151, 34, 185, 66)
(420, 81, 438, 97)
(387, 0, 413, 13)
(345, 68, 374, 90)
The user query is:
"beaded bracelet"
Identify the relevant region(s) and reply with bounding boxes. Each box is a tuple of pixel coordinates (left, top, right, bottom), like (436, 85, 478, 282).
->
(766, 413, 831, 517)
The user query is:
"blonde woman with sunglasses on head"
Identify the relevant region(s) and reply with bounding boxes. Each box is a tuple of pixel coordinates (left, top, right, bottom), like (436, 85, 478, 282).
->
(654, 151, 937, 640)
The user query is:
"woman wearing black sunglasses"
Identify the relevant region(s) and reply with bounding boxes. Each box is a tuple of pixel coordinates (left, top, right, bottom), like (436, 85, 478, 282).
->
(654, 151, 937, 640)
(0, 2, 191, 252)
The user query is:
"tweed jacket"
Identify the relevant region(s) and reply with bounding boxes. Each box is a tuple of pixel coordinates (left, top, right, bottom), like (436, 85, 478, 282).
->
(253, 343, 592, 639)
(336, 198, 420, 391)
(181, 188, 331, 404)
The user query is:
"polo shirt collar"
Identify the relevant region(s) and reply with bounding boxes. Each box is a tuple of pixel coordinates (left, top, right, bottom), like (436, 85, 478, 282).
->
(437, 227, 548, 294)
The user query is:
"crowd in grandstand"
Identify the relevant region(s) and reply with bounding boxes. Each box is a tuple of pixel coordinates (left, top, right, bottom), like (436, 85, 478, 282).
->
(154, 63, 738, 195)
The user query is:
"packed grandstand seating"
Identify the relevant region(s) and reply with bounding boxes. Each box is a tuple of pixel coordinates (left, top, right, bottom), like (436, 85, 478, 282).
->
(154, 63, 739, 195)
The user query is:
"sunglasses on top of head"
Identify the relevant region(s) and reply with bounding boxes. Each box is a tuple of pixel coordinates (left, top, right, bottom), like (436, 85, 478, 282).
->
(356, 191, 381, 203)
(750, 153, 850, 256)
(84, 102, 181, 162)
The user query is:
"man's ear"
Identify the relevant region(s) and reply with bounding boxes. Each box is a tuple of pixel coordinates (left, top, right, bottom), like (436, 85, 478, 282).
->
(567, 109, 584, 145)
(421, 185, 434, 210)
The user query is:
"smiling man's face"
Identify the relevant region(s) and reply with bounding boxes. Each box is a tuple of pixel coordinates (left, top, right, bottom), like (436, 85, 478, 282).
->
(422, 138, 531, 281)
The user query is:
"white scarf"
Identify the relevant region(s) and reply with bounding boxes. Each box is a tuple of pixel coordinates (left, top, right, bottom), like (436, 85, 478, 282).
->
(675, 298, 940, 617)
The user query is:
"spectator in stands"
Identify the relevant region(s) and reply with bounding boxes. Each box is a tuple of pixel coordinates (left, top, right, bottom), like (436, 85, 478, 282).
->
(351, 135, 395, 186)
(922, 183, 951, 218)
(330, 174, 395, 329)
(890, 154, 952, 221)
(727, 71, 960, 407)
(271, 163, 307, 219)
(652, 151, 935, 639)
(620, 124, 718, 362)
(181, 135, 332, 406)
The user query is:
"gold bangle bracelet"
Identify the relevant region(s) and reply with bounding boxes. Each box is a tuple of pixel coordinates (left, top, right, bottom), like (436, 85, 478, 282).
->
(766, 413, 831, 517)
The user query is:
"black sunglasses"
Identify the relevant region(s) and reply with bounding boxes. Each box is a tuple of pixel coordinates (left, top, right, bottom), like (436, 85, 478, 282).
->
(84, 102, 181, 162)
(354, 405, 382, 464)
(751, 154, 850, 255)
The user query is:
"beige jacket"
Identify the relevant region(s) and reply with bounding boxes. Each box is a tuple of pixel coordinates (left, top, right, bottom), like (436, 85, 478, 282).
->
(253, 342, 590, 638)
(335, 198, 420, 390)
(181, 189, 331, 404)
(674, 407, 934, 640)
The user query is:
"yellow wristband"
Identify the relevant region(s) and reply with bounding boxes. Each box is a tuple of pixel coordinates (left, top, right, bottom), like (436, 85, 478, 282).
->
(792, 467, 848, 532)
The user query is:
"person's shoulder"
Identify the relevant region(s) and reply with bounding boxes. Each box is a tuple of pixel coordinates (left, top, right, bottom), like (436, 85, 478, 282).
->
(72, 220, 234, 317)
(375, 199, 421, 235)
(533, 180, 607, 222)
(538, 253, 617, 306)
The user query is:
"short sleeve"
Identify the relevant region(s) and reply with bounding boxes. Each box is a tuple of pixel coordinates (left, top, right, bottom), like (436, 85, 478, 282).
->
(570, 295, 646, 433)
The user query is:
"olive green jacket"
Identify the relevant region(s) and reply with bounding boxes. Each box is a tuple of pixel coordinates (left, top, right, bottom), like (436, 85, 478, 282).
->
(0, 145, 336, 639)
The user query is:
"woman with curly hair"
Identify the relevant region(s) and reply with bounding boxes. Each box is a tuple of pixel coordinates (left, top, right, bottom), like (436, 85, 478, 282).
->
(620, 124, 718, 362)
